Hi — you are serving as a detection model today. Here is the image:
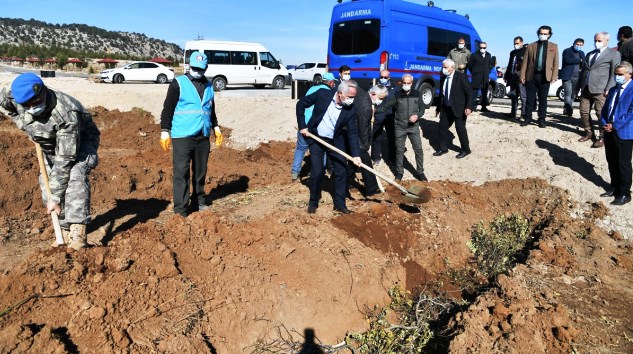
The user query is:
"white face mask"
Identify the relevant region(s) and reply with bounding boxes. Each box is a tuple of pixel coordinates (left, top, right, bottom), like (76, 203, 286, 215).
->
(189, 67, 205, 79)
(342, 97, 354, 106)
(614, 75, 626, 85)
(379, 78, 389, 85)
(594, 41, 606, 50)
(441, 68, 451, 76)
(458, 44, 465, 49)
(515, 44, 522, 50)
(479, 49, 486, 54)
(402, 84, 411, 91)
(341, 74, 351, 81)
(539, 34, 549, 41)
(26, 102, 47, 116)
(372, 98, 383, 105)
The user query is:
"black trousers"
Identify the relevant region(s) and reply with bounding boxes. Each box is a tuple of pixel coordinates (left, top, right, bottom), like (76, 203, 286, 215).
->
(525, 72, 550, 122)
(359, 145, 379, 195)
(308, 137, 349, 210)
(371, 118, 386, 162)
(604, 131, 633, 197)
(172, 135, 210, 216)
(472, 85, 489, 108)
(438, 106, 470, 152)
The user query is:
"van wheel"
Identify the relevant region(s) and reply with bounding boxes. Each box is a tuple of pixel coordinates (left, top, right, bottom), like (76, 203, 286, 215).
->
(420, 82, 433, 108)
(113, 74, 124, 84)
(313, 74, 322, 84)
(156, 74, 168, 84)
(272, 76, 285, 89)
(212, 77, 227, 91)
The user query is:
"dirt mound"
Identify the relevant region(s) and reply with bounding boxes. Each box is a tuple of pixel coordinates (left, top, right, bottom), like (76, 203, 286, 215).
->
(0, 108, 631, 353)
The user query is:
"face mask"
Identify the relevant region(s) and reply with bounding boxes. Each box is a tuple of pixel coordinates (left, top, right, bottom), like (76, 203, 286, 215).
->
(26, 102, 47, 116)
(402, 84, 411, 91)
(379, 78, 389, 85)
(515, 44, 522, 50)
(441, 68, 451, 76)
(372, 98, 383, 105)
(594, 41, 606, 50)
(342, 74, 351, 81)
(539, 34, 549, 41)
(458, 44, 465, 49)
(190, 68, 204, 79)
(479, 49, 486, 54)
(573, 45, 582, 51)
(615, 75, 626, 85)
(342, 97, 354, 106)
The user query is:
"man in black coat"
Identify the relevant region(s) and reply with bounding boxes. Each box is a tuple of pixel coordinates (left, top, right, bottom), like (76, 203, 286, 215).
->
(297, 80, 362, 214)
(467, 41, 494, 112)
(504, 36, 527, 118)
(560, 38, 585, 116)
(435, 59, 474, 159)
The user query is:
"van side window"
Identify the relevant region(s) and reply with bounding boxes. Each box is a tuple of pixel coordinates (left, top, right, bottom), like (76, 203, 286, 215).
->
(184, 49, 196, 65)
(207, 50, 230, 64)
(259, 52, 279, 69)
(427, 27, 471, 57)
(231, 51, 257, 65)
(332, 19, 380, 55)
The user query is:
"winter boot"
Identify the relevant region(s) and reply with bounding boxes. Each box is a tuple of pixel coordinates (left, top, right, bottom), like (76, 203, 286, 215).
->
(52, 229, 71, 247)
(67, 224, 88, 250)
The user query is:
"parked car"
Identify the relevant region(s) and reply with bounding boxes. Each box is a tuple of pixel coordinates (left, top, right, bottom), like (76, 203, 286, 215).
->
(101, 61, 174, 84)
(285, 64, 297, 71)
(289, 62, 328, 83)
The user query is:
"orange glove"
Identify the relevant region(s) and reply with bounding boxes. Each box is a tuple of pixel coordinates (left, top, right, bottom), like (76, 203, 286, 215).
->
(214, 127, 223, 147)
(160, 131, 171, 151)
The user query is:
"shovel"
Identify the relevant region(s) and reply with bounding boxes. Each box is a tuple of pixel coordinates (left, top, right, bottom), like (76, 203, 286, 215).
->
(35, 143, 65, 245)
(304, 131, 431, 204)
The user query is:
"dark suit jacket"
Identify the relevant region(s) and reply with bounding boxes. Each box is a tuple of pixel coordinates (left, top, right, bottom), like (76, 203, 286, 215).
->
(559, 46, 585, 81)
(520, 40, 559, 82)
(467, 51, 493, 88)
(353, 86, 373, 150)
(436, 71, 473, 117)
(296, 89, 360, 157)
(504, 46, 526, 86)
(600, 82, 633, 140)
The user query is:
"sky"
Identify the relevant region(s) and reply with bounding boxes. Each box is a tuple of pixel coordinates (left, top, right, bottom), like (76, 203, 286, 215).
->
(1, 0, 629, 68)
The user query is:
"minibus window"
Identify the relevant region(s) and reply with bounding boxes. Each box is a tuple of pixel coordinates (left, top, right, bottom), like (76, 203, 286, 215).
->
(331, 19, 380, 55)
(260, 52, 279, 69)
(428, 27, 471, 57)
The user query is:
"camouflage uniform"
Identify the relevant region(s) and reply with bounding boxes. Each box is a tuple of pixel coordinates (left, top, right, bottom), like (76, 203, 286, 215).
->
(0, 88, 100, 228)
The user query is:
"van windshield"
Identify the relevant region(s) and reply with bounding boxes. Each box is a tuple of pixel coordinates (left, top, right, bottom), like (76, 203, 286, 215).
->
(331, 19, 380, 55)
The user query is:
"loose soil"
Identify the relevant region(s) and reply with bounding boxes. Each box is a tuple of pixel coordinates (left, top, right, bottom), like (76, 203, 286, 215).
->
(0, 107, 632, 353)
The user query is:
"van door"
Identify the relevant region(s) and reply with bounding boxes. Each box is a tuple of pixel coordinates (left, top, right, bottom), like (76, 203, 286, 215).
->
(258, 51, 281, 85)
(230, 50, 258, 84)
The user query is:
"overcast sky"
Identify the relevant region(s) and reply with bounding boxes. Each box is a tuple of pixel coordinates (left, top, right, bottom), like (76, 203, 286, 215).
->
(1, 0, 629, 67)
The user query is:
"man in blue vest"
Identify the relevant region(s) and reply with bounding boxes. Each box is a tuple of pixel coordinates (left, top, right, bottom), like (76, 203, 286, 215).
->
(159, 51, 222, 216)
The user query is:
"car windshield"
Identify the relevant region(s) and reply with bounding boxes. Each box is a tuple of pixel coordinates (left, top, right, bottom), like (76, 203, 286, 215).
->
(331, 19, 380, 55)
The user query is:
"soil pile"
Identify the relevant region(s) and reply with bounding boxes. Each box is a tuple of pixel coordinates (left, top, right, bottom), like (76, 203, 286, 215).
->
(0, 108, 631, 353)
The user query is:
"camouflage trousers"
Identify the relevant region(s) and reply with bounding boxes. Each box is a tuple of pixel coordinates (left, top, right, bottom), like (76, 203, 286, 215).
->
(39, 146, 99, 228)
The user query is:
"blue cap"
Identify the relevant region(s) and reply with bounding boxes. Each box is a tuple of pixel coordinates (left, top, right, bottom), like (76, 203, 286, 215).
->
(322, 72, 335, 81)
(11, 73, 44, 104)
(189, 51, 208, 69)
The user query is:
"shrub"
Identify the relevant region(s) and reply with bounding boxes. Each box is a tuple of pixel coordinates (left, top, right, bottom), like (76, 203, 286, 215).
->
(467, 213, 532, 280)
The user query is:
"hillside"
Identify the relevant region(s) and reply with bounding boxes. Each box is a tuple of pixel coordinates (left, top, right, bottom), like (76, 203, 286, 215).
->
(0, 18, 182, 61)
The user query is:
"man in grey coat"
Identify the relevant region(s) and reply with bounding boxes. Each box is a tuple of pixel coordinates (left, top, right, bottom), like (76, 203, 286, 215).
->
(576, 31, 621, 148)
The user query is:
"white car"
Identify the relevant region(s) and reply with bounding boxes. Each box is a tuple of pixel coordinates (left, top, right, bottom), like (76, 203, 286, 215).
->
(289, 62, 328, 82)
(101, 61, 174, 84)
(496, 77, 567, 101)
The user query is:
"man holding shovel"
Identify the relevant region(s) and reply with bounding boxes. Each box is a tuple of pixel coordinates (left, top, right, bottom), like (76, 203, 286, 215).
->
(0, 73, 100, 250)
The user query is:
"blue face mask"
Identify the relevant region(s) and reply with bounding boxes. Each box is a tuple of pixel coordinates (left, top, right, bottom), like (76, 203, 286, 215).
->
(573, 45, 582, 51)
(615, 75, 626, 85)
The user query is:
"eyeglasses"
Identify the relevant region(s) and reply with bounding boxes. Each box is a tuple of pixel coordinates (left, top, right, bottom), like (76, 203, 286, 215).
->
(380, 76, 389, 79)
(539, 33, 549, 36)
(480, 47, 487, 50)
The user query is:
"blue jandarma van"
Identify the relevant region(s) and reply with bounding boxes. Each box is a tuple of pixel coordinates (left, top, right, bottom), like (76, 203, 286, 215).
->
(328, 0, 482, 107)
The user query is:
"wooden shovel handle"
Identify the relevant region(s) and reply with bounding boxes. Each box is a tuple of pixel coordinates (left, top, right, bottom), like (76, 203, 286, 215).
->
(35, 144, 65, 245)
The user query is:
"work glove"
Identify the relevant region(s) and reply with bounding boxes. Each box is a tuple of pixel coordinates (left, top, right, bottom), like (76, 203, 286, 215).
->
(160, 131, 171, 151)
(214, 127, 223, 147)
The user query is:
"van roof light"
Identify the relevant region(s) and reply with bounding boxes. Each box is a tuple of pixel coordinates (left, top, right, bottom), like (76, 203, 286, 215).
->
(465, 14, 470, 19)
(445, 9, 456, 13)
(427, 1, 434, 6)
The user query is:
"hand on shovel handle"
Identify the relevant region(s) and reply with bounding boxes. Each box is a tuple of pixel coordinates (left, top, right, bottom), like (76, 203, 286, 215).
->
(35, 144, 65, 245)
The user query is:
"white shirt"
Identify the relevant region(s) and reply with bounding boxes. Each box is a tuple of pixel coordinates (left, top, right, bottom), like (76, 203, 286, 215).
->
(316, 99, 343, 139)
(444, 74, 454, 103)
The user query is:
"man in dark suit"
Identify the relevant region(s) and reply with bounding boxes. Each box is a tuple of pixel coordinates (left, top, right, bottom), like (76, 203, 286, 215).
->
(434, 59, 474, 159)
(467, 41, 494, 112)
(599, 61, 633, 205)
(297, 80, 362, 214)
(520, 25, 559, 128)
(504, 36, 527, 118)
(560, 38, 585, 117)
(576, 31, 621, 148)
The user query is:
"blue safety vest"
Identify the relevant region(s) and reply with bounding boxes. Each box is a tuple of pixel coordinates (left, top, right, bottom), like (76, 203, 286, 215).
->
(171, 76, 214, 138)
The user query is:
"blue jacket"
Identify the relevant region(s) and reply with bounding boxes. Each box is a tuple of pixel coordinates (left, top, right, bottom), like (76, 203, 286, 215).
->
(296, 89, 360, 157)
(171, 76, 214, 138)
(559, 46, 585, 81)
(601, 82, 633, 140)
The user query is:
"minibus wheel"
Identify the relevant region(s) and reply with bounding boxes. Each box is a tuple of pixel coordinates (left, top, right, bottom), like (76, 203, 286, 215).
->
(212, 77, 227, 91)
(272, 76, 286, 89)
(420, 82, 433, 108)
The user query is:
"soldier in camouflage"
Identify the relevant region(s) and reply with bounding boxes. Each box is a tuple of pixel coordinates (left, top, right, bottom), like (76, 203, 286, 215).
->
(0, 73, 100, 250)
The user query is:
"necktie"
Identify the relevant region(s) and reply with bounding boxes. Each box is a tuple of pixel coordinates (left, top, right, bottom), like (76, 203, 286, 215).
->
(589, 51, 599, 67)
(608, 85, 621, 123)
(536, 44, 544, 71)
(444, 76, 450, 105)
